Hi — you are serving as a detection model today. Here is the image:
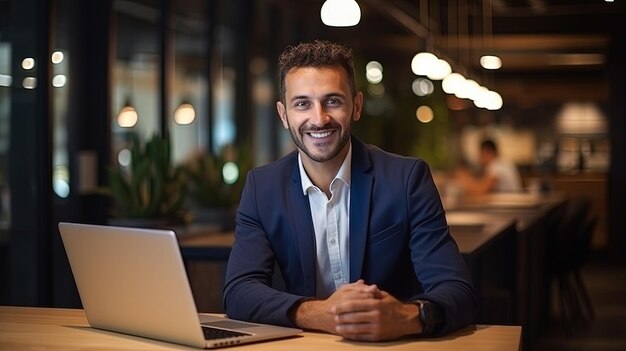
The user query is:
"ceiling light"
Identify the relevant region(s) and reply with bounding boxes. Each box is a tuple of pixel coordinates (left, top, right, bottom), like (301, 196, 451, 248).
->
(412, 78, 434, 96)
(442, 73, 465, 94)
(117, 104, 138, 128)
(51, 51, 64, 64)
(455, 79, 479, 100)
(416, 105, 434, 123)
(52, 74, 67, 88)
(411, 52, 438, 76)
(174, 102, 196, 125)
(480, 55, 502, 70)
(366, 61, 383, 84)
(556, 102, 607, 134)
(484, 91, 503, 110)
(473, 86, 490, 109)
(21, 58, 35, 70)
(321, 0, 361, 27)
(22, 77, 37, 89)
(427, 59, 452, 80)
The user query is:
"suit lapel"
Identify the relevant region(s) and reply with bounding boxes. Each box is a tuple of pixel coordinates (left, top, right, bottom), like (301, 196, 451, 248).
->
(287, 159, 317, 296)
(349, 138, 373, 281)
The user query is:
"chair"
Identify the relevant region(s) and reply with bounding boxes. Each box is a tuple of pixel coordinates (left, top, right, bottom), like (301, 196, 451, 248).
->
(548, 197, 596, 332)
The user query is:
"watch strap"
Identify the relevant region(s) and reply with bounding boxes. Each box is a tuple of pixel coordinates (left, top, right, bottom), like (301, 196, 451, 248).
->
(413, 299, 443, 337)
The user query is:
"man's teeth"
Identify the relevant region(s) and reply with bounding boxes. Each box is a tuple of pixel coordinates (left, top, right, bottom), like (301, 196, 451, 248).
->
(309, 131, 332, 138)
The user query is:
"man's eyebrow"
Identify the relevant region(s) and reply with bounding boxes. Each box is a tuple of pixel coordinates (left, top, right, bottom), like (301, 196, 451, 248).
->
(289, 95, 310, 103)
(289, 92, 347, 103)
(323, 92, 347, 99)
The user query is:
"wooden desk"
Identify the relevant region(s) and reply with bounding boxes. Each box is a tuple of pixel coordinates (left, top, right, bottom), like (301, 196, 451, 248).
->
(446, 216, 518, 325)
(446, 216, 516, 258)
(0, 306, 521, 351)
(446, 192, 568, 350)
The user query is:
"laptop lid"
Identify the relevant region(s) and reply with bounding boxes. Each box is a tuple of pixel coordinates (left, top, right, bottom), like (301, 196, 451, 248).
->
(58, 222, 301, 349)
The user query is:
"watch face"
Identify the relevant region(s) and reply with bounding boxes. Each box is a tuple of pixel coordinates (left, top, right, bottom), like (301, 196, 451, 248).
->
(419, 301, 430, 323)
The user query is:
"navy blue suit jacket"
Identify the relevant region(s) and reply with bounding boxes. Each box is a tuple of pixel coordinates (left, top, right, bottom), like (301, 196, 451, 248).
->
(223, 137, 476, 335)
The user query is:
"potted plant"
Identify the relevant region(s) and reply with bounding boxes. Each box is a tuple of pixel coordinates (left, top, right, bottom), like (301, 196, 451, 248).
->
(107, 132, 188, 228)
(182, 145, 250, 230)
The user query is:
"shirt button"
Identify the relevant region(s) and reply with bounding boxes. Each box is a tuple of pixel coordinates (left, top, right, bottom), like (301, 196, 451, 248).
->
(330, 238, 336, 245)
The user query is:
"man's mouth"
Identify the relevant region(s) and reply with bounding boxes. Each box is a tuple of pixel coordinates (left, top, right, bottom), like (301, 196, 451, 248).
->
(307, 130, 334, 139)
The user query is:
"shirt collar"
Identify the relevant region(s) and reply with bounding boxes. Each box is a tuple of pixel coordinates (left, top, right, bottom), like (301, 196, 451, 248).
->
(298, 142, 352, 195)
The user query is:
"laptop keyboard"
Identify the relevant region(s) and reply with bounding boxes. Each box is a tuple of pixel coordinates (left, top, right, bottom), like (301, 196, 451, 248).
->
(201, 326, 251, 340)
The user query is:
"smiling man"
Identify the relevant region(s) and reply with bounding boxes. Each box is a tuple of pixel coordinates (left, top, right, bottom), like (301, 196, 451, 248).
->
(223, 40, 476, 341)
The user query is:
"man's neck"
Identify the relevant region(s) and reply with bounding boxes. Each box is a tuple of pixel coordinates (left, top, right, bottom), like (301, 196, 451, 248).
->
(300, 141, 350, 197)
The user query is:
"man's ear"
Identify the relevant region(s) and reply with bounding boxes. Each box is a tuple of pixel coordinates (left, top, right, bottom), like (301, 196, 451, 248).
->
(276, 101, 289, 129)
(352, 92, 364, 122)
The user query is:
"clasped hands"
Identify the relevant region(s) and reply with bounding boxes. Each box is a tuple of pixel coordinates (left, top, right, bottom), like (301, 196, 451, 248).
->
(293, 279, 422, 341)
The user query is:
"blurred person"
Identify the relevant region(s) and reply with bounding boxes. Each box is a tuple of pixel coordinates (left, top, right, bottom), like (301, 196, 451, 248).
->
(223, 40, 476, 342)
(455, 138, 522, 194)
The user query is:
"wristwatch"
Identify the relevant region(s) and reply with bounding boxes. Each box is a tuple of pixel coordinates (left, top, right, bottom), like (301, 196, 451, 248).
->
(413, 299, 443, 337)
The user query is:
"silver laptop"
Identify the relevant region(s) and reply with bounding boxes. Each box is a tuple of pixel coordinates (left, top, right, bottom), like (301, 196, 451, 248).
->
(58, 222, 301, 349)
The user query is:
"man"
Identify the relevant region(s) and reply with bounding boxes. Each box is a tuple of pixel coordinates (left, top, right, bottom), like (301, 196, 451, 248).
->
(223, 40, 476, 341)
(455, 139, 522, 194)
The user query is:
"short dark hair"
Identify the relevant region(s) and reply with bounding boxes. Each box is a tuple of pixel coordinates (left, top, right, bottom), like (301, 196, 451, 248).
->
(480, 139, 498, 155)
(278, 40, 357, 102)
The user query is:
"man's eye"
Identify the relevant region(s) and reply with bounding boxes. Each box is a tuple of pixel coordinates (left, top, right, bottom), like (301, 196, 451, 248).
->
(326, 98, 343, 106)
(294, 101, 309, 108)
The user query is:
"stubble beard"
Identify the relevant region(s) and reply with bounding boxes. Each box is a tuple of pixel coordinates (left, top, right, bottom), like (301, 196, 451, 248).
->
(287, 114, 353, 163)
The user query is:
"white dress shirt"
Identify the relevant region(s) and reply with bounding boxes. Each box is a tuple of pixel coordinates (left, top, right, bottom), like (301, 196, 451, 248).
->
(298, 145, 351, 298)
(486, 158, 522, 192)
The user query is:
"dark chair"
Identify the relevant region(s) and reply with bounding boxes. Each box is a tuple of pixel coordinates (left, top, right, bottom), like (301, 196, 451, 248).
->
(548, 197, 596, 332)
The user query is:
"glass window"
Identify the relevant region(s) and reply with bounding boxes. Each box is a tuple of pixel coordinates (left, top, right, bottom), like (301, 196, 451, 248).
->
(0, 42, 10, 228)
(112, 0, 160, 160)
(169, 0, 210, 164)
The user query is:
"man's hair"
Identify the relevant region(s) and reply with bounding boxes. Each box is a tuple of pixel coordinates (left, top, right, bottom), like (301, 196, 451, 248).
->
(480, 139, 498, 155)
(278, 40, 357, 102)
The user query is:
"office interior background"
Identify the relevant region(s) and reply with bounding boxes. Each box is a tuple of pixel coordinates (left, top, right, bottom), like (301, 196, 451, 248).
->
(1, 0, 625, 347)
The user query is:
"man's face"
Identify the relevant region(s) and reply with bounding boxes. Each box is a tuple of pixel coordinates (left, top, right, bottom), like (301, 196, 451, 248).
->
(276, 66, 363, 164)
(480, 148, 494, 166)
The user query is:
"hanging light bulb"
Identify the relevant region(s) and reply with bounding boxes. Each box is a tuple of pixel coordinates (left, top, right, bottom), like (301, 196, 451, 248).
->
(427, 59, 452, 80)
(321, 0, 361, 27)
(117, 102, 138, 128)
(480, 55, 502, 70)
(442, 73, 465, 95)
(365, 61, 383, 84)
(411, 52, 438, 76)
(174, 102, 196, 125)
(455, 79, 479, 100)
(484, 91, 503, 110)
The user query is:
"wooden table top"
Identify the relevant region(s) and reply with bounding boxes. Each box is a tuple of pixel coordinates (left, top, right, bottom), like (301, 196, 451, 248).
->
(0, 306, 521, 351)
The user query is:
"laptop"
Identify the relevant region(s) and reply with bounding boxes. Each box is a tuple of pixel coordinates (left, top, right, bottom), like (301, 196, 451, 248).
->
(58, 222, 302, 349)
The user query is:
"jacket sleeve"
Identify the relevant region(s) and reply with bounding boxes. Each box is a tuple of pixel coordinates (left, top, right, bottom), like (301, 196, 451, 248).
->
(406, 160, 478, 336)
(222, 170, 304, 327)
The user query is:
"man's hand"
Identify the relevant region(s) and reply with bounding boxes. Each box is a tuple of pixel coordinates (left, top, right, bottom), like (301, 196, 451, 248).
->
(332, 289, 422, 341)
(293, 280, 423, 341)
(292, 280, 379, 334)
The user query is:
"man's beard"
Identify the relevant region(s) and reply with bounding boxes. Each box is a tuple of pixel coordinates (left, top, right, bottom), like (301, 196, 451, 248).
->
(286, 113, 353, 163)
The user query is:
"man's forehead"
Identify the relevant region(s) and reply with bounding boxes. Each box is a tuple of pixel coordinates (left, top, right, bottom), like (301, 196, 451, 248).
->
(285, 65, 347, 78)
(284, 67, 350, 92)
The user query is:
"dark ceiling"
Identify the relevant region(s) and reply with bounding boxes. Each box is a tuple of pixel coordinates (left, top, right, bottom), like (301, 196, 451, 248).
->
(292, 0, 626, 108)
(108, 0, 626, 108)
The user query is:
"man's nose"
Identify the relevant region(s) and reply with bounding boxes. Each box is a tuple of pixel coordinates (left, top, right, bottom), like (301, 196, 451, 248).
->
(311, 103, 331, 126)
